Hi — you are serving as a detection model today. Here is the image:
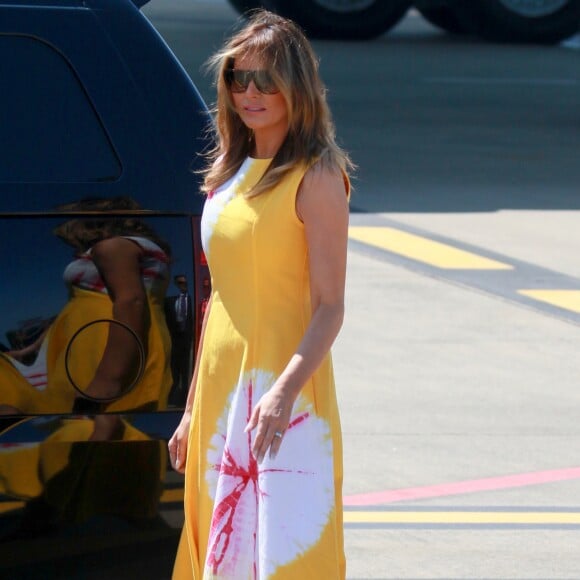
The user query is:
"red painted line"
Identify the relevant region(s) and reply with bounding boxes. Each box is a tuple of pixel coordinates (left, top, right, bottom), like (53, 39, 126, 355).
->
(343, 467, 580, 506)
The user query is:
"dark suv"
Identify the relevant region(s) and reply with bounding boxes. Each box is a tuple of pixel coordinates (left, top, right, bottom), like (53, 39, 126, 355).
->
(0, 0, 211, 576)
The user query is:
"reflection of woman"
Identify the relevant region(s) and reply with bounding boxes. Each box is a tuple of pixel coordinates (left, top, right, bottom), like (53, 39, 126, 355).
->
(169, 11, 351, 579)
(0, 415, 166, 530)
(0, 196, 173, 414)
(0, 354, 39, 415)
(0, 198, 171, 528)
(49, 197, 173, 412)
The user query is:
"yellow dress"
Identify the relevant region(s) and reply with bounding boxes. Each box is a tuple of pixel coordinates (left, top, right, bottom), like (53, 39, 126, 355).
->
(43, 287, 172, 413)
(174, 158, 346, 579)
(0, 236, 171, 517)
(0, 236, 172, 415)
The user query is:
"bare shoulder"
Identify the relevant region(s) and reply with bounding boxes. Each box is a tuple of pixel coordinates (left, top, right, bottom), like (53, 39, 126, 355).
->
(296, 160, 349, 223)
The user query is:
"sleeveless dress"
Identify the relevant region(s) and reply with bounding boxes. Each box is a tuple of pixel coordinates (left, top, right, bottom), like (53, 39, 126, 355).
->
(0, 235, 172, 414)
(0, 236, 171, 514)
(173, 157, 346, 579)
(45, 235, 172, 413)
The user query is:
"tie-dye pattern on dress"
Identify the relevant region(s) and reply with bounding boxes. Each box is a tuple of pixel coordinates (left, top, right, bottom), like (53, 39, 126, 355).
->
(173, 157, 346, 579)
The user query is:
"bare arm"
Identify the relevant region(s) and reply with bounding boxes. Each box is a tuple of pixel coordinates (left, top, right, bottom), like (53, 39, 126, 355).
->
(168, 296, 213, 472)
(84, 236, 149, 400)
(247, 163, 349, 462)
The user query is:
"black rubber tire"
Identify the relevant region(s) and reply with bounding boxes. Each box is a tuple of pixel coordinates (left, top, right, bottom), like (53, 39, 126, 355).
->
(453, 0, 580, 44)
(266, 0, 413, 40)
(226, 0, 265, 14)
(415, 3, 468, 35)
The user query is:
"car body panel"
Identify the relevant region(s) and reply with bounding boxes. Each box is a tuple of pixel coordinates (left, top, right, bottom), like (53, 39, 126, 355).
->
(0, 1, 211, 573)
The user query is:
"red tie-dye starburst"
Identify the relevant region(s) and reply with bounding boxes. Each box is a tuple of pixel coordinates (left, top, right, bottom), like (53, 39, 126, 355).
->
(204, 377, 322, 578)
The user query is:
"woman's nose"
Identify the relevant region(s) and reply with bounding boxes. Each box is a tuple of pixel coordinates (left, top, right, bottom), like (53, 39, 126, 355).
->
(245, 80, 260, 96)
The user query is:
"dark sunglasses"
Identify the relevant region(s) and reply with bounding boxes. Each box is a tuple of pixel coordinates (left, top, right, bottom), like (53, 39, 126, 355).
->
(224, 69, 279, 95)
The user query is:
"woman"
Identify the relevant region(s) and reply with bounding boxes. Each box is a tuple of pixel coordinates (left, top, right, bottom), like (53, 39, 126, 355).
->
(0, 197, 172, 527)
(48, 197, 173, 413)
(0, 196, 173, 415)
(169, 10, 352, 579)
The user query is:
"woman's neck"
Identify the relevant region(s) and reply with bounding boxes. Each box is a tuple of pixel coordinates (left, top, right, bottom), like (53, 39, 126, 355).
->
(252, 126, 288, 159)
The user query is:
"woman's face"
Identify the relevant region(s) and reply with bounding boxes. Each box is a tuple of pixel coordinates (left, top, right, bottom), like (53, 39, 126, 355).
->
(229, 53, 289, 140)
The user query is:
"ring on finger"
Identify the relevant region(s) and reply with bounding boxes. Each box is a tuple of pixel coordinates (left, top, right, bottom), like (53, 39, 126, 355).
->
(274, 431, 284, 438)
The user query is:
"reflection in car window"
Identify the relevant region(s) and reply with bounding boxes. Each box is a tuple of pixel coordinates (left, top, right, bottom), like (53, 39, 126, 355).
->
(0, 206, 203, 415)
(0, 35, 121, 183)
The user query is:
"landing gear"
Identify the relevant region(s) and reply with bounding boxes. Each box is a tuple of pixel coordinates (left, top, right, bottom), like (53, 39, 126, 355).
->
(454, 0, 580, 44)
(262, 0, 413, 40)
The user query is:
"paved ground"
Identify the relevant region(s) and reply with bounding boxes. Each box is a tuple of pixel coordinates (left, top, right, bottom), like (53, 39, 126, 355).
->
(335, 248, 580, 579)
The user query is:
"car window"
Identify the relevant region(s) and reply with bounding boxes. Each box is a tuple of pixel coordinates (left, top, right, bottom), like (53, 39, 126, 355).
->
(0, 35, 121, 184)
(0, 213, 196, 414)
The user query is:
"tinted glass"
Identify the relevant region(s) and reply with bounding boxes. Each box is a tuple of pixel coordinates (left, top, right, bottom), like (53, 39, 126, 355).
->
(0, 35, 121, 183)
(0, 213, 194, 415)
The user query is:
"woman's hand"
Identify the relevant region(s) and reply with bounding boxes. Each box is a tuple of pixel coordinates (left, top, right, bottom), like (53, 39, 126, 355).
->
(245, 384, 295, 463)
(168, 411, 191, 473)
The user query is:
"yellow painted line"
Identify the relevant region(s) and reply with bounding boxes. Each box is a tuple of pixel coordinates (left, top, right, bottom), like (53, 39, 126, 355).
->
(161, 487, 184, 503)
(349, 227, 512, 270)
(0, 501, 25, 514)
(344, 511, 580, 525)
(518, 290, 580, 314)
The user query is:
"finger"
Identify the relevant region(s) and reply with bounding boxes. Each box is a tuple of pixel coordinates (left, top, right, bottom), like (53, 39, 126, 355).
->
(255, 423, 277, 464)
(168, 439, 176, 464)
(168, 445, 177, 470)
(175, 441, 187, 473)
(269, 429, 284, 460)
(244, 405, 260, 433)
(252, 414, 272, 462)
(251, 418, 267, 460)
(168, 437, 185, 473)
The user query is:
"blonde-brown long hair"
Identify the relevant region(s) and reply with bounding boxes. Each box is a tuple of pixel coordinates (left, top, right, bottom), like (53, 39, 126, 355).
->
(201, 9, 353, 197)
